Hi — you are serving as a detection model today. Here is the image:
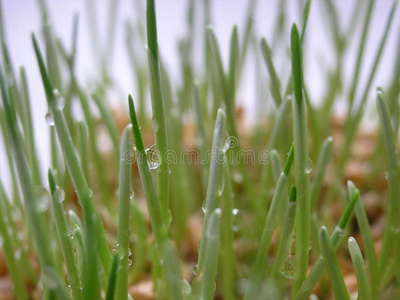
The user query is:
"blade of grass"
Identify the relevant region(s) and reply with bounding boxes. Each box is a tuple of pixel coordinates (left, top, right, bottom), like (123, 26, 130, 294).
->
(32, 34, 112, 275)
(270, 186, 297, 279)
(128, 96, 183, 300)
(310, 136, 333, 210)
(290, 23, 311, 296)
(295, 188, 359, 300)
(376, 88, 399, 276)
(0, 181, 29, 300)
(245, 143, 294, 300)
(199, 208, 221, 300)
(146, 0, 171, 227)
(260, 38, 282, 107)
(348, 237, 371, 300)
(42, 267, 72, 300)
(48, 169, 81, 300)
(348, 180, 379, 298)
(196, 108, 226, 273)
(220, 162, 235, 300)
(319, 226, 350, 300)
(115, 125, 132, 300)
(0, 64, 58, 287)
(106, 254, 119, 300)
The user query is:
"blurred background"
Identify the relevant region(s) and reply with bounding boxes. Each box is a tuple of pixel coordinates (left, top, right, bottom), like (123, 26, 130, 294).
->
(1, 0, 399, 186)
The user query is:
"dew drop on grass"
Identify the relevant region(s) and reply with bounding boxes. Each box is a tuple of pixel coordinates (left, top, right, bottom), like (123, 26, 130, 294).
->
(218, 175, 225, 196)
(306, 157, 313, 174)
(145, 145, 161, 169)
(202, 199, 207, 213)
(111, 243, 120, 255)
(192, 264, 199, 275)
(55, 187, 65, 203)
(36, 187, 50, 212)
(127, 258, 133, 267)
(45, 112, 55, 126)
(151, 118, 159, 132)
(181, 279, 191, 294)
(53, 88, 65, 110)
(129, 191, 135, 199)
(223, 136, 230, 153)
(281, 255, 296, 279)
(232, 208, 241, 232)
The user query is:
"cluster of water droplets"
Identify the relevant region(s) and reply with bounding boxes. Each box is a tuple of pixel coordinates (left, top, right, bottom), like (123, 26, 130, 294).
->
(111, 244, 133, 269)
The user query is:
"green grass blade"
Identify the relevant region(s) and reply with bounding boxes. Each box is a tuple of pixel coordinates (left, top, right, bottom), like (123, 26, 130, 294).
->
(146, 0, 171, 227)
(348, 237, 371, 300)
(270, 186, 297, 279)
(319, 226, 350, 300)
(376, 89, 400, 276)
(32, 34, 112, 274)
(130, 200, 148, 281)
(115, 125, 132, 300)
(0, 63, 57, 283)
(300, 0, 312, 43)
(348, 181, 379, 297)
(128, 96, 183, 300)
(260, 38, 282, 107)
(245, 144, 294, 300)
(42, 267, 72, 300)
(106, 254, 119, 300)
(197, 108, 226, 273)
(199, 208, 221, 300)
(290, 23, 311, 296)
(295, 188, 359, 300)
(48, 169, 82, 300)
(310, 136, 333, 210)
(0, 181, 29, 300)
(220, 162, 235, 299)
(228, 25, 239, 103)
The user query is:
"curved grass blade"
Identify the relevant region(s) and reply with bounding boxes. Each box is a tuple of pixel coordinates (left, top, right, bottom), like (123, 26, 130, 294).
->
(260, 38, 282, 107)
(32, 34, 112, 274)
(319, 226, 350, 300)
(348, 237, 371, 300)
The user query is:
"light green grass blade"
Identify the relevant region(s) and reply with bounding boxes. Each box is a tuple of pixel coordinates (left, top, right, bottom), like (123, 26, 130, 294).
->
(290, 23, 311, 296)
(48, 170, 81, 300)
(348, 237, 371, 300)
(319, 226, 350, 300)
(115, 125, 133, 300)
(376, 89, 400, 277)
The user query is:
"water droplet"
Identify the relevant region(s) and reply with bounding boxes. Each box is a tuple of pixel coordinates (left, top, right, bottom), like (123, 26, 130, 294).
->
(233, 171, 243, 184)
(151, 118, 159, 131)
(111, 244, 120, 255)
(53, 89, 65, 110)
(192, 264, 199, 275)
(55, 187, 65, 203)
(281, 255, 296, 279)
(202, 199, 207, 213)
(129, 191, 135, 199)
(306, 157, 313, 174)
(218, 175, 225, 196)
(14, 249, 21, 260)
(45, 112, 55, 126)
(128, 248, 132, 257)
(223, 137, 230, 153)
(181, 279, 191, 294)
(384, 171, 389, 180)
(145, 145, 161, 169)
(232, 208, 241, 232)
(127, 259, 133, 267)
(36, 187, 50, 212)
